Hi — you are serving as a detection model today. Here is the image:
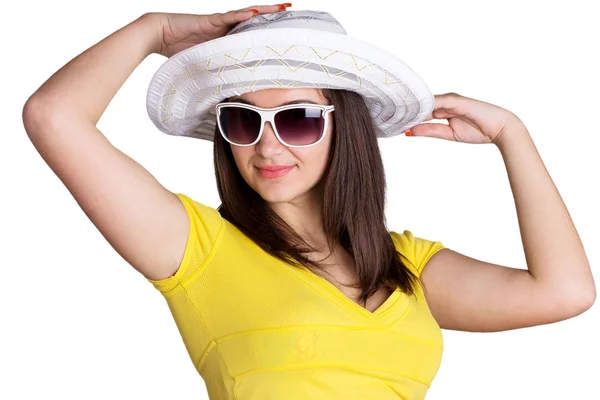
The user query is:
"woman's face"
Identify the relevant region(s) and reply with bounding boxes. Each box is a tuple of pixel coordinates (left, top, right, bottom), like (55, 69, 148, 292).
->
(226, 88, 334, 205)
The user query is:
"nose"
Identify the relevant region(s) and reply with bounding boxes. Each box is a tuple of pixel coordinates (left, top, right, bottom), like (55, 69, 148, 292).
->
(255, 120, 285, 156)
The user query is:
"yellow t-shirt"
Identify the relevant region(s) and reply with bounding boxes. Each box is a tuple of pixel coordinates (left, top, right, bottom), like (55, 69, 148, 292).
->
(146, 193, 445, 399)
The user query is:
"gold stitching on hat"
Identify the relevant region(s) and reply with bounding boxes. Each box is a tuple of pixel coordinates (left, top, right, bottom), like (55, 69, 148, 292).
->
(277, 59, 310, 72)
(188, 60, 222, 79)
(160, 104, 173, 123)
(310, 48, 338, 60)
(383, 70, 403, 85)
(231, 80, 259, 90)
(189, 98, 206, 105)
(260, 45, 307, 58)
(382, 70, 409, 99)
(271, 79, 301, 88)
(173, 65, 193, 79)
(162, 82, 178, 97)
(319, 65, 347, 78)
(214, 84, 222, 96)
(350, 54, 375, 71)
(216, 63, 228, 79)
(234, 59, 267, 72)
(224, 48, 252, 62)
(201, 58, 230, 79)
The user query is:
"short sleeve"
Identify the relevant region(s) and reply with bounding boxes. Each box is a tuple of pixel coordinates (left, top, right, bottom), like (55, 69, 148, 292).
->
(390, 230, 445, 276)
(146, 193, 225, 294)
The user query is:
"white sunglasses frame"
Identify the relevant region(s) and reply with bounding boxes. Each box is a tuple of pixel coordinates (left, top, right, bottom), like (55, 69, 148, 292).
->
(215, 102, 335, 148)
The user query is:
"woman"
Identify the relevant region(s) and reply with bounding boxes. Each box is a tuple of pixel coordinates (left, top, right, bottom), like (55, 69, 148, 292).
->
(23, 4, 595, 399)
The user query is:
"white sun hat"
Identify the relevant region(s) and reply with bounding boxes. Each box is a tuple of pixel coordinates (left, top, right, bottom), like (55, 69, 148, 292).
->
(146, 9, 434, 141)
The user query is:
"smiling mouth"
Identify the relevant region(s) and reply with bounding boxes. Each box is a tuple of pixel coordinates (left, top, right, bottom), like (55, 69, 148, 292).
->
(256, 165, 295, 179)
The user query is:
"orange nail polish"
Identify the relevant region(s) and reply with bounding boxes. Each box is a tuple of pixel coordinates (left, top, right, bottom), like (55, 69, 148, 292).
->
(283, 2, 292, 6)
(405, 130, 412, 136)
(279, 4, 287, 10)
(250, 9, 259, 14)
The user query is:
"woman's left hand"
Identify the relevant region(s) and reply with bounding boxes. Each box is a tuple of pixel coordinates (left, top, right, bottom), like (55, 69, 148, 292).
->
(408, 92, 524, 145)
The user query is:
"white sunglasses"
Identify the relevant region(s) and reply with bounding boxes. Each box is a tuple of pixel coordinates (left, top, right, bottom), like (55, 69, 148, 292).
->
(215, 102, 335, 147)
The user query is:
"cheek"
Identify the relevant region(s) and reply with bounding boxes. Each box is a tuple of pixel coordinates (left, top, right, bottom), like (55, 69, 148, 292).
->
(231, 147, 251, 165)
(230, 148, 254, 177)
(297, 146, 330, 177)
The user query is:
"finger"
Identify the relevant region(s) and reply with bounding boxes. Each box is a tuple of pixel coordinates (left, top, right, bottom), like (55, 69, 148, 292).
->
(432, 93, 473, 114)
(238, 4, 286, 14)
(432, 108, 461, 119)
(212, 4, 283, 26)
(432, 92, 482, 121)
(239, 4, 284, 10)
(423, 93, 468, 122)
(422, 107, 459, 122)
(409, 122, 457, 141)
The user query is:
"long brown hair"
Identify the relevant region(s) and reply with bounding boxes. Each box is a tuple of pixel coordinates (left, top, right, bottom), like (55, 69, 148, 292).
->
(212, 88, 421, 304)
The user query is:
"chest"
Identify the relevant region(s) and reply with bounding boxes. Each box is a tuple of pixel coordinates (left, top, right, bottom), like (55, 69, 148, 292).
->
(197, 243, 441, 336)
(308, 265, 397, 313)
(305, 246, 398, 313)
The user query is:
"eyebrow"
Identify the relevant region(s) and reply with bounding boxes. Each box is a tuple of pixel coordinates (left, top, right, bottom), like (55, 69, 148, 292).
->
(227, 97, 321, 106)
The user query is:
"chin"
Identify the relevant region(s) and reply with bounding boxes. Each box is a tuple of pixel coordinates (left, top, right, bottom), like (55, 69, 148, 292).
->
(256, 187, 300, 204)
(250, 179, 310, 204)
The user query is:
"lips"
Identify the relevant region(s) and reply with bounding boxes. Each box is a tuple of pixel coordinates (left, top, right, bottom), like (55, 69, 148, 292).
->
(256, 165, 295, 171)
(256, 165, 295, 179)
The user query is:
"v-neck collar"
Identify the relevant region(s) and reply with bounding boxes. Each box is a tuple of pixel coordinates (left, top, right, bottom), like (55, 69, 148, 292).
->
(278, 259, 411, 328)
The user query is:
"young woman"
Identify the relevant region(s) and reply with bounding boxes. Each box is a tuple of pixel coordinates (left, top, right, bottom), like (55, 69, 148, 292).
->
(23, 4, 595, 399)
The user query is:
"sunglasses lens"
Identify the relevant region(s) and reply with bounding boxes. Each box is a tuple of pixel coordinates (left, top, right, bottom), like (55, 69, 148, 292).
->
(219, 106, 261, 145)
(275, 107, 325, 146)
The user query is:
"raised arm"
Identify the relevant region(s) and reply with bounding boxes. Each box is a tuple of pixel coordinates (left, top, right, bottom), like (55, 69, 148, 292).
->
(22, 14, 189, 280)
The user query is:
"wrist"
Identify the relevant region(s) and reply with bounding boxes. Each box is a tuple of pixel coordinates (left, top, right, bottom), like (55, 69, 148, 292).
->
(493, 115, 528, 150)
(136, 12, 164, 56)
(494, 121, 532, 153)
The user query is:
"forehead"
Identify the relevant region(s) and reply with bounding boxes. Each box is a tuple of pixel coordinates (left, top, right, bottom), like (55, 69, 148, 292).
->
(228, 88, 326, 107)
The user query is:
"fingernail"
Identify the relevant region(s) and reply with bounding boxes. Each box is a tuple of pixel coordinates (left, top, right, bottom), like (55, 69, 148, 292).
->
(250, 9, 259, 14)
(279, 4, 287, 11)
(282, 2, 292, 6)
(405, 130, 412, 136)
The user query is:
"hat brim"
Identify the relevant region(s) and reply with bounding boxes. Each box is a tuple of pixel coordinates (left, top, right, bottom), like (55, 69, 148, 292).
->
(146, 27, 434, 141)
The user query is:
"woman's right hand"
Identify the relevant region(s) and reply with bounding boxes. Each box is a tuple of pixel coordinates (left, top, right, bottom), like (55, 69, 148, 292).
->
(146, 4, 290, 58)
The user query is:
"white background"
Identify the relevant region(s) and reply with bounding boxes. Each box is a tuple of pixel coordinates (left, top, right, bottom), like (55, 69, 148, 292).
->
(2, 0, 599, 398)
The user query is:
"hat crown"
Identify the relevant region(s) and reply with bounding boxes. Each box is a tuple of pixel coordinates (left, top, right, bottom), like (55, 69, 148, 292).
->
(226, 10, 347, 36)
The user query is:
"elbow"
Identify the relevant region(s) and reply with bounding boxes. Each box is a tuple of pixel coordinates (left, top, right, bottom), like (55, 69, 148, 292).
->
(545, 269, 597, 317)
(23, 96, 47, 133)
(565, 285, 596, 317)
(580, 286, 596, 311)
(579, 273, 597, 311)
(23, 95, 60, 137)
(23, 95, 46, 119)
